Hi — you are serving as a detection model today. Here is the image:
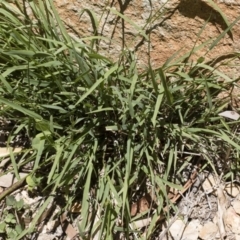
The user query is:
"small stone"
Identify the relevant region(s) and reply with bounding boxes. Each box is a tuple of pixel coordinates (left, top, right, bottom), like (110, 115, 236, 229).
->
(0, 147, 22, 157)
(169, 219, 185, 240)
(0, 173, 14, 187)
(224, 206, 240, 234)
(225, 183, 240, 197)
(202, 175, 217, 195)
(199, 222, 218, 240)
(182, 219, 201, 240)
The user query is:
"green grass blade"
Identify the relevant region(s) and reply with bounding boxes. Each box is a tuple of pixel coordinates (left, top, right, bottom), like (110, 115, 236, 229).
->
(80, 162, 93, 231)
(47, 144, 64, 184)
(107, 7, 149, 40)
(0, 97, 42, 120)
(33, 138, 45, 170)
(209, 15, 240, 50)
(75, 64, 118, 106)
(151, 83, 164, 127)
(9, 148, 20, 180)
(122, 137, 133, 219)
(205, 0, 232, 38)
(16, 196, 53, 239)
(159, 68, 173, 105)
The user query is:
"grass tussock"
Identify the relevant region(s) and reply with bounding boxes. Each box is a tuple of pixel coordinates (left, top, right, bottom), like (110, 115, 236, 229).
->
(0, 0, 240, 239)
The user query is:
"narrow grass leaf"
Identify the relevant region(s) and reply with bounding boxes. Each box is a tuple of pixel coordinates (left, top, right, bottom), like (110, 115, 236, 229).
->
(9, 148, 20, 180)
(87, 107, 114, 114)
(122, 137, 133, 218)
(204, 77, 213, 109)
(151, 83, 164, 127)
(108, 176, 122, 208)
(37, 61, 62, 67)
(186, 128, 219, 135)
(145, 148, 155, 185)
(130, 74, 138, 98)
(78, 9, 99, 48)
(205, 0, 232, 38)
(52, 141, 81, 192)
(197, 63, 233, 82)
(0, 98, 42, 120)
(41, 104, 67, 113)
(0, 75, 13, 93)
(166, 146, 174, 178)
(173, 38, 212, 64)
(33, 138, 45, 170)
(16, 196, 53, 239)
(47, 145, 64, 184)
(209, 15, 240, 50)
(220, 119, 231, 131)
(5, 50, 35, 57)
(2, 65, 36, 78)
(81, 163, 93, 230)
(75, 64, 118, 106)
(107, 7, 148, 40)
(159, 68, 173, 105)
(47, 0, 71, 42)
(218, 130, 240, 151)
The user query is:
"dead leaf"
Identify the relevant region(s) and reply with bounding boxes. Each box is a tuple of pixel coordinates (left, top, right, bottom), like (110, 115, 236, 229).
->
(130, 203, 138, 217)
(70, 202, 81, 213)
(167, 187, 178, 200)
(38, 204, 55, 224)
(130, 193, 152, 216)
(218, 111, 240, 120)
(60, 213, 78, 240)
(138, 196, 150, 213)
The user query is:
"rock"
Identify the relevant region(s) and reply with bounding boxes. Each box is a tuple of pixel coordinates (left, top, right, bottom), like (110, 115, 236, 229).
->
(0, 147, 22, 157)
(225, 183, 240, 197)
(235, 234, 240, 240)
(169, 219, 185, 240)
(34, 233, 59, 240)
(202, 175, 217, 195)
(199, 221, 218, 240)
(0, 172, 28, 188)
(0, 173, 14, 187)
(232, 199, 240, 215)
(181, 219, 201, 240)
(53, 0, 240, 75)
(224, 206, 240, 234)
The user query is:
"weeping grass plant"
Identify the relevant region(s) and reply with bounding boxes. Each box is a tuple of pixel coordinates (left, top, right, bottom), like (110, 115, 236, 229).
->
(0, 0, 240, 239)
